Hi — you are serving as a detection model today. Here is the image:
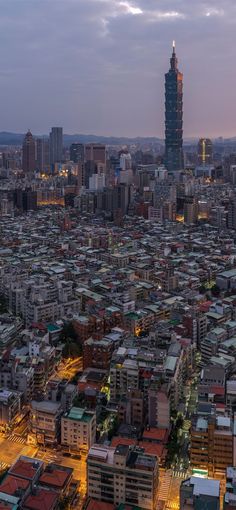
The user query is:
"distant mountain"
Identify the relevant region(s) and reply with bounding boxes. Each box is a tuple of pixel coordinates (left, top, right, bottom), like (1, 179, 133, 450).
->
(0, 131, 235, 147)
(63, 134, 163, 146)
(0, 132, 25, 145)
(0, 131, 164, 146)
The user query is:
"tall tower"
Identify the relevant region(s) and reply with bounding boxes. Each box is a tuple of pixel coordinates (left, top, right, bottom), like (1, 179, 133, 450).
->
(49, 127, 63, 165)
(22, 130, 36, 173)
(198, 138, 213, 165)
(165, 42, 183, 173)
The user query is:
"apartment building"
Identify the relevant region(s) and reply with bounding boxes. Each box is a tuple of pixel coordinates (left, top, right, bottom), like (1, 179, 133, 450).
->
(110, 359, 139, 401)
(190, 414, 234, 476)
(30, 400, 62, 446)
(61, 406, 96, 452)
(87, 443, 158, 509)
(83, 337, 114, 370)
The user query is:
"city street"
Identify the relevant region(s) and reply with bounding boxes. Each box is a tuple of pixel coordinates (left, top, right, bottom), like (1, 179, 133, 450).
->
(157, 468, 189, 510)
(52, 357, 83, 380)
(0, 436, 37, 468)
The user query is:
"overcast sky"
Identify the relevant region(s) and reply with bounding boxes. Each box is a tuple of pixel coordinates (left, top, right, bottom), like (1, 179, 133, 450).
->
(0, 0, 235, 137)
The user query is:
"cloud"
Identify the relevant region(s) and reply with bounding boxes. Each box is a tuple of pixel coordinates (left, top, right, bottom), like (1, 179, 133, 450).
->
(205, 7, 224, 17)
(118, 1, 143, 15)
(149, 11, 185, 21)
(0, 0, 235, 137)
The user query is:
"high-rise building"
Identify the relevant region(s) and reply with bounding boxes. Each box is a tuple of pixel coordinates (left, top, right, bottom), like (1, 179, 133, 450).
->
(165, 42, 184, 173)
(49, 127, 63, 165)
(36, 138, 49, 172)
(198, 138, 213, 165)
(22, 130, 36, 173)
(70, 143, 84, 163)
(184, 196, 198, 224)
(85, 143, 106, 164)
(228, 199, 236, 229)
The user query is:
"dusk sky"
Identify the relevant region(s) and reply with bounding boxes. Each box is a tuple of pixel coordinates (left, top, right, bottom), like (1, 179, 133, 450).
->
(1, 0, 235, 138)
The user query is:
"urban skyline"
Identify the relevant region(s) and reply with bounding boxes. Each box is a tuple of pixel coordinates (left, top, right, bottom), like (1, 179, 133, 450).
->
(0, 0, 235, 137)
(1, 3, 236, 510)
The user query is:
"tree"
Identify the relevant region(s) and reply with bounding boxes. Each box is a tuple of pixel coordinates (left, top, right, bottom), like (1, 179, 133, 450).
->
(107, 415, 119, 440)
(211, 284, 220, 297)
(62, 340, 82, 359)
(60, 322, 77, 343)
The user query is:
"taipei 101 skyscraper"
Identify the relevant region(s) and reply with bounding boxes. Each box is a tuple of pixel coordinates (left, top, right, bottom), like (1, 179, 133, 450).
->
(165, 42, 184, 173)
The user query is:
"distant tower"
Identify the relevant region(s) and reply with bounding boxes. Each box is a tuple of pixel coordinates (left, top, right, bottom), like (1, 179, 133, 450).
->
(70, 143, 84, 163)
(22, 130, 36, 173)
(165, 42, 184, 173)
(198, 138, 213, 165)
(49, 127, 63, 165)
(36, 138, 49, 172)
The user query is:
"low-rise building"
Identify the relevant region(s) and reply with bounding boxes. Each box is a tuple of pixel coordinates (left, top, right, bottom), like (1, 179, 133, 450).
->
(38, 464, 73, 496)
(180, 476, 220, 510)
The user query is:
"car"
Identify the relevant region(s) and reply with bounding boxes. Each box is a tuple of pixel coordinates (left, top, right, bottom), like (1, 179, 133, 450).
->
(71, 454, 81, 460)
(62, 452, 71, 457)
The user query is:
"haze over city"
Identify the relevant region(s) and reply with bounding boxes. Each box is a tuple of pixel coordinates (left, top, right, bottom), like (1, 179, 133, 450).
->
(0, 0, 235, 137)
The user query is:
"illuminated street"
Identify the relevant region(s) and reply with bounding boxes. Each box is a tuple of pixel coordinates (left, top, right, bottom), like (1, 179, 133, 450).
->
(52, 357, 83, 380)
(0, 437, 37, 467)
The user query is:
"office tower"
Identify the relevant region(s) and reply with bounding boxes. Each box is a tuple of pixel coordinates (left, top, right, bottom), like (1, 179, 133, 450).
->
(180, 477, 220, 510)
(89, 173, 105, 191)
(228, 199, 236, 229)
(84, 144, 106, 188)
(184, 196, 198, 224)
(36, 138, 49, 172)
(120, 152, 132, 170)
(85, 144, 106, 172)
(22, 190, 37, 211)
(87, 443, 158, 509)
(165, 42, 184, 172)
(198, 138, 213, 165)
(49, 127, 63, 165)
(230, 165, 236, 185)
(22, 130, 36, 173)
(70, 143, 84, 163)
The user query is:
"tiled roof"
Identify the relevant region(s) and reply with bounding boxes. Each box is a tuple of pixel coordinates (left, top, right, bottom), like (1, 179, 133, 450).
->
(0, 474, 30, 496)
(39, 468, 70, 488)
(23, 488, 58, 510)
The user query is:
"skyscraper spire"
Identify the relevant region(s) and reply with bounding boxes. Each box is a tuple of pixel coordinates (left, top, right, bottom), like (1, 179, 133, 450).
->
(170, 40, 178, 70)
